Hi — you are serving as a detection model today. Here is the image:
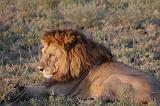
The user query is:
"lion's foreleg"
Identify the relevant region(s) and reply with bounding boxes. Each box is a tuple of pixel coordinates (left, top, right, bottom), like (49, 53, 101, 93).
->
(25, 86, 50, 97)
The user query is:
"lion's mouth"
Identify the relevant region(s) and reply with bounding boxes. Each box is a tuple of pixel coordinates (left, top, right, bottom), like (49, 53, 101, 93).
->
(43, 71, 57, 79)
(43, 74, 53, 79)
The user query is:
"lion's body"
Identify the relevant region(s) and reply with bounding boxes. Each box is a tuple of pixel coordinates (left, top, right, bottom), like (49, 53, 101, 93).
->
(26, 29, 160, 104)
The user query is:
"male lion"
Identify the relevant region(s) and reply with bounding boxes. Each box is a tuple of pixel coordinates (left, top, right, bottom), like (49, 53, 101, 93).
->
(15, 29, 160, 104)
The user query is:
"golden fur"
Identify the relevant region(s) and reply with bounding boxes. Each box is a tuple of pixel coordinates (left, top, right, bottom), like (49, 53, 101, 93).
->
(26, 29, 160, 104)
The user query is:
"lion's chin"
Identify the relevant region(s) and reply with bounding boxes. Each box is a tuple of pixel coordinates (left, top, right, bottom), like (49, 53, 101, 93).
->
(43, 74, 53, 79)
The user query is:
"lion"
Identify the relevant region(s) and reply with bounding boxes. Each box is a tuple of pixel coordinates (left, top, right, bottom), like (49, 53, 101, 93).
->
(20, 29, 160, 104)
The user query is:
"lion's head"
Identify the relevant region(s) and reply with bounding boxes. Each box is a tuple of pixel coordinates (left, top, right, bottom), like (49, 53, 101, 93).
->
(38, 29, 115, 82)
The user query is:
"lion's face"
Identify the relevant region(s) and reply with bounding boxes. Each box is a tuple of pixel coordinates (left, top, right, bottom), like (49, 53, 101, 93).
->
(38, 43, 69, 81)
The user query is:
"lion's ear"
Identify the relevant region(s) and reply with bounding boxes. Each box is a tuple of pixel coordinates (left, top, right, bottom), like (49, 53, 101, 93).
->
(64, 36, 78, 51)
(64, 40, 77, 51)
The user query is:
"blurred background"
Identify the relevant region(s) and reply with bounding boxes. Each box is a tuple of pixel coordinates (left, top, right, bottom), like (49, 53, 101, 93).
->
(0, 0, 160, 105)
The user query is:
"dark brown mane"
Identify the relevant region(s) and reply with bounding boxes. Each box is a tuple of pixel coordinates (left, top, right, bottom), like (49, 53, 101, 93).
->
(41, 29, 115, 79)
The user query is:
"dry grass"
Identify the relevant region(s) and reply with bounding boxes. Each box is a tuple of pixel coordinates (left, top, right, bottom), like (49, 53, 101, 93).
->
(0, 0, 160, 105)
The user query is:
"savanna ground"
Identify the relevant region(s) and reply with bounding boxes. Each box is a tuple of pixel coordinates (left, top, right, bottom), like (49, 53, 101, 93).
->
(0, 0, 160, 105)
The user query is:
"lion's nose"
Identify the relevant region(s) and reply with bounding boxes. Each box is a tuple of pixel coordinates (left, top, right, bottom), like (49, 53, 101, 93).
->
(37, 66, 44, 72)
